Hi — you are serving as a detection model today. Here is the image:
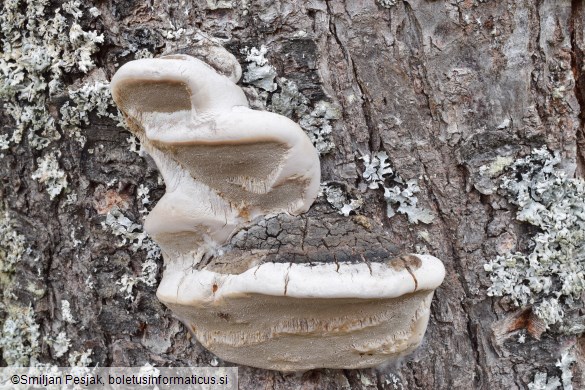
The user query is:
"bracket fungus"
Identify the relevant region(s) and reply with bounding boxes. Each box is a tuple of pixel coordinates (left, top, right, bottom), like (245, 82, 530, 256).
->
(111, 53, 445, 371)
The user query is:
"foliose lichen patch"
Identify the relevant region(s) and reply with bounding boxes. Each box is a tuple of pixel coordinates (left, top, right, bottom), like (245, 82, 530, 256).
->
(321, 183, 363, 216)
(377, 0, 399, 8)
(102, 207, 160, 301)
(0, 1, 162, 368)
(361, 151, 435, 224)
(528, 348, 575, 390)
(0, 212, 28, 282)
(31, 151, 68, 200)
(485, 147, 585, 333)
(0, 0, 104, 151)
(240, 46, 340, 155)
(0, 305, 40, 367)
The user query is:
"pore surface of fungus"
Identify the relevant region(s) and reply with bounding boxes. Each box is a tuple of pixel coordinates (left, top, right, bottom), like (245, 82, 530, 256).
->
(111, 53, 445, 371)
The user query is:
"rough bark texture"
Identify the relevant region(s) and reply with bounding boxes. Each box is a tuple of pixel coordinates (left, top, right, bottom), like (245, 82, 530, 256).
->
(2, 0, 585, 389)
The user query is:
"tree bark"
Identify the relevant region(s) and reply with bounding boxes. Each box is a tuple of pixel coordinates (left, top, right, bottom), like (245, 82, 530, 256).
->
(1, 0, 585, 389)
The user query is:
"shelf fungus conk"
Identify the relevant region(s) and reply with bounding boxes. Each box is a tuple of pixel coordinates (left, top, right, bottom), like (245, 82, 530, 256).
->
(111, 54, 445, 371)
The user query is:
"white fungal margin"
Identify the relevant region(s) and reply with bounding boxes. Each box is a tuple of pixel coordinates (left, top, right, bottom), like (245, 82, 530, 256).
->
(159, 254, 444, 303)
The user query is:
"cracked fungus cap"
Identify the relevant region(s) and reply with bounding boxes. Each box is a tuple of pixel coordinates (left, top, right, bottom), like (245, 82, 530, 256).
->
(110, 53, 445, 371)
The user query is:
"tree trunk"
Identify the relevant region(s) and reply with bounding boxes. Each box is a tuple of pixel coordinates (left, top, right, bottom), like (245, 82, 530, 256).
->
(1, 0, 584, 389)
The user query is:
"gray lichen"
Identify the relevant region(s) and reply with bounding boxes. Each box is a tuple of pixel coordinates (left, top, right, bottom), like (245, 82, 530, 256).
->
(270, 78, 339, 154)
(527, 349, 575, 390)
(384, 180, 436, 224)
(67, 348, 93, 368)
(206, 0, 234, 10)
(556, 350, 576, 390)
(44, 331, 71, 359)
(241, 48, 339, 155)
(242, 46, 277, 92)
(31, 152, 68, 200)
(101, 186, 161, 301)
(0, 0, 104, 152)
(0, 305, 40, 367)
(299, 100, 339, 154)
(0, 212, 27, 278)
(60, 299, 75, 324)
(270, 77, 308, 117)
(321, 183, 363, 216)
(361, 151, 435, 224)
(484, 147, 585, 333)
(60, 81, 122, 147)
(528, 372, 561, 390)
(377, 0, 399, 8)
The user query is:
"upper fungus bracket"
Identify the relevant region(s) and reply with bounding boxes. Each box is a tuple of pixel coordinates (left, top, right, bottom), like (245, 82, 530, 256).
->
(111, 54, 321, 250)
